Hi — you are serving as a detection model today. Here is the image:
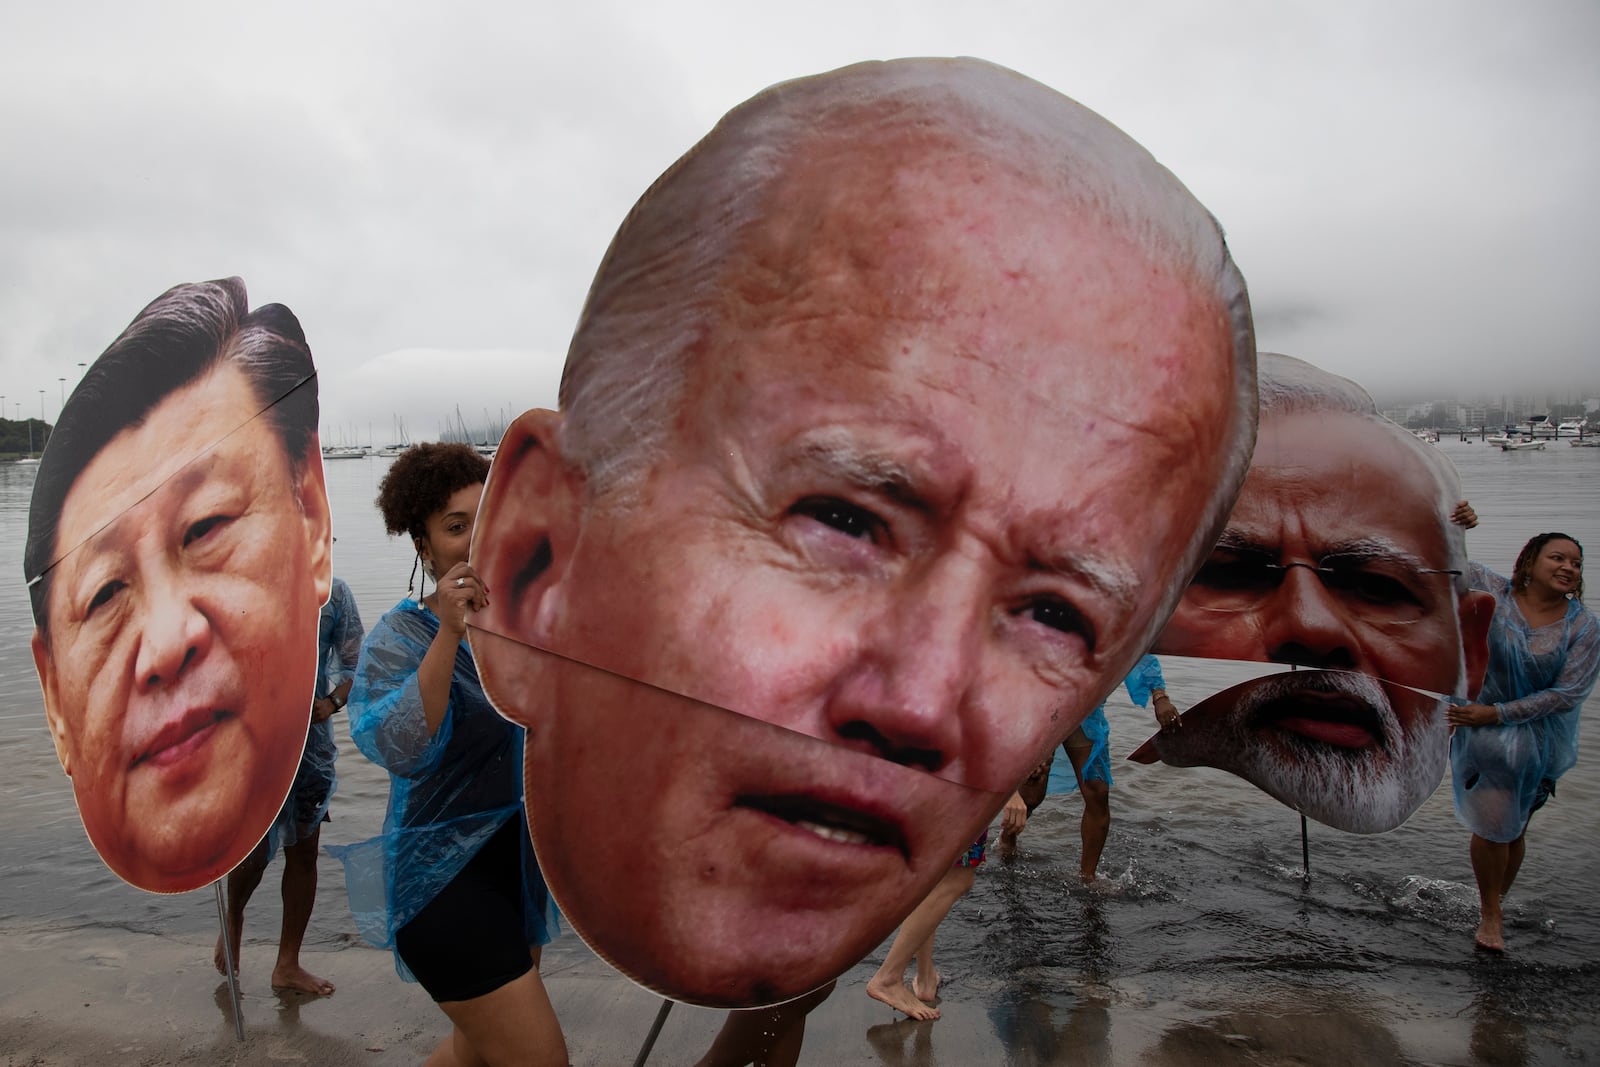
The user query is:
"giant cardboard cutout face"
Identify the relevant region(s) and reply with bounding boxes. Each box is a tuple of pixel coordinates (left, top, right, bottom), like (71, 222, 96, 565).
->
(469, 58, 1257, 1007)
(25, 279, 331, 893)
(1130, 669, 1455, 833)
(1146, 356, 1493, 833)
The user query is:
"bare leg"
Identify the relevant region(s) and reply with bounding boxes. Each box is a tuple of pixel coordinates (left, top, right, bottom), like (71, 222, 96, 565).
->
(1470, 833, 1510, 951)
(911, 927, 940, 1003)
(695, 980, 835, 1067)
(215, 835, 271, 977)
(423, 950, 565, 1067)
(1065, 744, 1110, 883)
(1501, 833, 1527, 896)
(866, 866, 976, 1020)
(272, 826, 334, 995)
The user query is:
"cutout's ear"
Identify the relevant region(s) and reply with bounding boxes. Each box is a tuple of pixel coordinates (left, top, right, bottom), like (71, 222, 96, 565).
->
(295, 439, 334, 605)
(1458, 589, 1495, 701)
(472, 409, 583, 646)
(31, 629, 72, 777)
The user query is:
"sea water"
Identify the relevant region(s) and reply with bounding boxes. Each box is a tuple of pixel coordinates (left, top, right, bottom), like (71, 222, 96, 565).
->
(1, 439, 1596, 1064)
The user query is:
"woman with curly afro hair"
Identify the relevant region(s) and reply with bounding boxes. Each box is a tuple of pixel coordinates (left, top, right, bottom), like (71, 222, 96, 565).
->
(337, 442, 565, 1064)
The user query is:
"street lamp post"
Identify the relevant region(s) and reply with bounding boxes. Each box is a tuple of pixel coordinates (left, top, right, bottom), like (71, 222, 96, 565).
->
(59, 377, 66, 409)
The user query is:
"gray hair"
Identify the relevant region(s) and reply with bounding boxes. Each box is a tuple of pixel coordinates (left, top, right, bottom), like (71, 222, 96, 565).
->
(1257, 351, 1468, 590)
(556, 57, 1257, 592)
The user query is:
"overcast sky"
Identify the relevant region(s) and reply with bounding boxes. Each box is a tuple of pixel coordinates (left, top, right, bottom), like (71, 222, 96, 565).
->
(4, 0, 1597, 440)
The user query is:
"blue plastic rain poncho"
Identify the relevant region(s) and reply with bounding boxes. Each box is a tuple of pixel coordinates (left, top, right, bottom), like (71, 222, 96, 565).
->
(1451, 563, 1600, 842)
(1047, 654, 1166, 794)
(332, 598, 558, 979)
(262, 577, 364, 854)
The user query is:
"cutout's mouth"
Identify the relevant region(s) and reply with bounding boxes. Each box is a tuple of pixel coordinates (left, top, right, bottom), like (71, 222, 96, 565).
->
(132, 708, 232, 768)
(1250, 690, 1385, 751)
(734, 793, 910, 859)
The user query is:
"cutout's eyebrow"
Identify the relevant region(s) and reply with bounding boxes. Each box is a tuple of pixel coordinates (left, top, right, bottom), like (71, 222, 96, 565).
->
(785, 432, 933, 510)
(1318, 537, 1436, 572)
(1027, 549, 1139, 612)
(1212, 528, 1273, 555)
(1212, 529, 1438, 572)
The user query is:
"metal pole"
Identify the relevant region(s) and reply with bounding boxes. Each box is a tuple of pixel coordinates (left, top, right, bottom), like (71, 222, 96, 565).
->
(213, 881, 246, 1041)
(1289, 662, 1310, 881)
(1300, 813, 1310, 881)
(630, 998, 674, 1067)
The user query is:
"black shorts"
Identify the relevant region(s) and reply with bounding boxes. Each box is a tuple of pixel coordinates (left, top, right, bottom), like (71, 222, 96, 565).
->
(1529, 777, 1557, 816)
(394, 817, 534, 1003)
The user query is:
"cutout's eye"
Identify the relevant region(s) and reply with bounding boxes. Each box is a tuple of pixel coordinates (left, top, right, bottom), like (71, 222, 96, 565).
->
(183, 514, 233, 547)
(1192, 552, 1278, 594)
(790, 496, 887, 545)
(1021, 596, 1095, 651)
(86, 580, 126, 618)
(1330, 568, 1422, 608)
(1318, 556, 1426, 612)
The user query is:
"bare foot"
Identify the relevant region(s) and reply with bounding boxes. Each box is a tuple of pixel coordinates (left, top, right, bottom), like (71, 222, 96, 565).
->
(867, 974, 939, 1020)
(271, 963, 335, 996)
(213, 930, 241, 978)
(911, 966, 941, 1003)
(1474, 916, 1505, 953)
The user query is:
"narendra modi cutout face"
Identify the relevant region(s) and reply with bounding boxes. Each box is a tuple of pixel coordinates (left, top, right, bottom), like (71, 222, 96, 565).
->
(470, 58, 1258, 1006)
(1149, 353, 1493, 833)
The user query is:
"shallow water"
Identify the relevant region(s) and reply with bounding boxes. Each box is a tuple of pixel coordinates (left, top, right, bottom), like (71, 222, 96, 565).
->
(2, 439, 1597, 1064)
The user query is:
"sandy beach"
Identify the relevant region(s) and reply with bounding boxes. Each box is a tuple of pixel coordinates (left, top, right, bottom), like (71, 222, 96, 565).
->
(7, 911, 1585, 1067)
(0, 922, 1061, 1067)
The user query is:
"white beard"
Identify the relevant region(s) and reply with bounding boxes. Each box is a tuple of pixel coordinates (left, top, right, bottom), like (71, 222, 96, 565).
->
(1139, 669, 1451, 835)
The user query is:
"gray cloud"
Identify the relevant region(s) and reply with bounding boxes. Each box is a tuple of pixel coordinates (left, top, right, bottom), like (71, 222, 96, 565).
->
(3, 0, 1597, 437)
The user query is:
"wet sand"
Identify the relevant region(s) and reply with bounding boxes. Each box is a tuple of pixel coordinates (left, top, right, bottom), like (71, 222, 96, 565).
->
(5, 917, 1556, 1067)
(0, 924, 1025, 1067)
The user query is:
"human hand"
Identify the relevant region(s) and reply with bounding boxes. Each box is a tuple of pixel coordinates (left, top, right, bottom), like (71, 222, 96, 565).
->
(1001, 791, 1028, 836)
(311, 697, 338, 723)
(1446, 702, 1498, 728)
(1451, 500, 1478, 529)
(436, 562, 490, 636)
(1153, 691, 1180, 729)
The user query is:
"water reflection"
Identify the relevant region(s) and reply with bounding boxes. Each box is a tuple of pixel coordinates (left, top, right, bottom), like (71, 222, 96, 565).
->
(1146, 996, 1406, 1066)
(989, 987, 1110, 1067)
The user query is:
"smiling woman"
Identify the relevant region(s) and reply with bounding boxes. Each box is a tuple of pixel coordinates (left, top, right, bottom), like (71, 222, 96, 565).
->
(23, 278, 331, 895)
(1447, 531, 1598, 952)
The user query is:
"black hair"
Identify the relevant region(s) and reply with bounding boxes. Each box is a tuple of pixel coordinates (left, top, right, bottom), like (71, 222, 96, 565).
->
(24, 277, 318, 633)
(375, 442, 491, 543)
